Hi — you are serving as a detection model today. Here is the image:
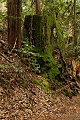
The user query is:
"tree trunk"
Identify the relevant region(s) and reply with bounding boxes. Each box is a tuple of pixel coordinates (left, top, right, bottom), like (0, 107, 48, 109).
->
(74, 0, 77, 45)
(35, 0, 41, 15)
(8, 0, 22, 50)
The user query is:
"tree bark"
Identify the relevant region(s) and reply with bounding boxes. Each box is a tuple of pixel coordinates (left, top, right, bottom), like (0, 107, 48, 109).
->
(35, 0, 41, 15)
(74, 0, 77, 46)
(8, 0, 22, 50)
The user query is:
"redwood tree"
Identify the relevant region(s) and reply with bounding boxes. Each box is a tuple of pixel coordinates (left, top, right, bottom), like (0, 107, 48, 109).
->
(8, 0, 22, 50)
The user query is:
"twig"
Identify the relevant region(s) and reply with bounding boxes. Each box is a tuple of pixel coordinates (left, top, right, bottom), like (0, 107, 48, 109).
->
(8, 38, 17, 54)
(0, 52, 13, 63)
(0, 40, 5, 45)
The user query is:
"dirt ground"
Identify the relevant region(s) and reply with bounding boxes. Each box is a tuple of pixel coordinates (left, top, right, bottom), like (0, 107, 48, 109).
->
(0, 30, 80, 120)
(0, 81, 80, 120)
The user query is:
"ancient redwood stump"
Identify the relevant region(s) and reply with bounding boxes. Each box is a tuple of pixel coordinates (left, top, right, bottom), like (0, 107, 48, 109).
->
(23, 15, 59, 82)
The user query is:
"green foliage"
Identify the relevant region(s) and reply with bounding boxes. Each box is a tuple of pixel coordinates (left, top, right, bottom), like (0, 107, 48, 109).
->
(65, 40, 80, 59)
(22, 0, 35, 23)
(18, 38, 41, 72)
(65, 42, 74, 57)
(7, 62, 22, 73)
(74, 45, 80, 60)
(0, 62, 22, 73)
(0, 1, 7, 28)
(1, 63, 22, 73)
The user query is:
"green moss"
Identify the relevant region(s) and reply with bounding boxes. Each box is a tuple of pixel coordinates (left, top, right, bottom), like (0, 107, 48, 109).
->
(32, 77, 51, 92)
(41, 53, 59, 82)
(47, 13, 64, 50)
(33, 15, 59, 82)
(42, 15, 59, 82)
(56, 20, 64, 49)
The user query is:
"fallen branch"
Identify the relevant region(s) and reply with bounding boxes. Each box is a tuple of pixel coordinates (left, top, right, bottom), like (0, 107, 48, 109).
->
(0, 40, 5, 46)
(0, 52, 13, 63)
(8, 38, 17, 54)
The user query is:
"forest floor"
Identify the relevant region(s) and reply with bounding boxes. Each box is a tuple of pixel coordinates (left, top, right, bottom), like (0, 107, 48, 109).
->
(0, 30, 80, 120)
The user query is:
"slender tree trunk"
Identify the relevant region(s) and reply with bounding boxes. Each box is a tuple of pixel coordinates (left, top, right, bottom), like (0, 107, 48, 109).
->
(74, 0, 77, 57)
(16, 0, 22, 49)
(74, 0, 77, 46)
(8, 0, 22, 50)
(35, 0, 41, 15)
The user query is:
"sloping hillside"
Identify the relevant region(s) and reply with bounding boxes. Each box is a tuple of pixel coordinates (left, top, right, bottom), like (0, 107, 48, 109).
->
(0, 30, 80, 120)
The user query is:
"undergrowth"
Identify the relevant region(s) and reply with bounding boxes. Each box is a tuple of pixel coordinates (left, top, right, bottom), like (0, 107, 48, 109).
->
(65, 40, 80, 59)
(17, 38, 41, 73)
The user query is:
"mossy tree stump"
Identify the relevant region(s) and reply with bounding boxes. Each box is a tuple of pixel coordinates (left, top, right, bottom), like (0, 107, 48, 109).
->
(23, 15, 59, 82)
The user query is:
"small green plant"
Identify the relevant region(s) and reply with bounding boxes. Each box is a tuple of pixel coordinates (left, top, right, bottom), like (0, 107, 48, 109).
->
(7, 62, 22, 73)
(0, 62, 22, 73)
(17, 38, 41, 72)
(0, 64, 5, 69)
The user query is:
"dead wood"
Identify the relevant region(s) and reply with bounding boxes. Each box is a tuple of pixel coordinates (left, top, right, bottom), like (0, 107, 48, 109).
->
(0, 52, 13, 63)
(0, 40, 5, 46)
